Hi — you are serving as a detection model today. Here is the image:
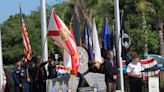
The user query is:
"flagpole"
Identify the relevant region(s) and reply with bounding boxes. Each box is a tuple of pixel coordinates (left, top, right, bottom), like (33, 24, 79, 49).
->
(40, 0, 48, 62)
(0, 25, 4, 92)
(114, 0, 124, 92)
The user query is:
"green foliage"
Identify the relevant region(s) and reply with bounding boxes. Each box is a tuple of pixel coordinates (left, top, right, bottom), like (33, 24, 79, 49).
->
(126, 14, 143, 28)
(128, 29, 146, 55)
(2, 2, 73, 64)
(2, 14, 23, 64)
(3, 65, 16, 69)
(1, 13, 43, 64)
(83, 0, 99, 8)
(149, 0, 164, 17)
(147, 27, 159, 53)
(128, 28, 159, 55)
(120, 0, 160, 56)
(94, 0, 114, 34)
(52, 2, 74, 25)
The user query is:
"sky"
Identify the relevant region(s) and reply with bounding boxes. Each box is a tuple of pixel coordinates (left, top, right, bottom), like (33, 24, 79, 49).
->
(0, 0, 64, 24)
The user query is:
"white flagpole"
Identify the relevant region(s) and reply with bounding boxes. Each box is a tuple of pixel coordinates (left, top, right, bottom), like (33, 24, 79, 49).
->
(40, 1, 49, 92)
(0, 25, 4, 92)
(40, 0, 48, 62)
(114, 0, 124, 92)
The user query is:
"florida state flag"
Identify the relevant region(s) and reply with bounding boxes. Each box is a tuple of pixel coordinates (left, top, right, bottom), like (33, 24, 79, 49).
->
(48, 8, 80, 76)
(20, 7, 32, 61)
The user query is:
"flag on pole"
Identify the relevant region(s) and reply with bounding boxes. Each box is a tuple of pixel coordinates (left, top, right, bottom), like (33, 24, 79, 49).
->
(112, 25, 117, 57)
(63, 49, 72, 70)
(48, 8, 79, 76)
(102, 18, 111, 51)
(72, 14, 81, 46)
(20, 6, 32, 61)
(54, 41, 72, 71)
(47, 8, 70, 53)
(120, 10, 131, 60)
(92, 18, 102, 63)
(82, 21, 89, 49)
(3, 70, 6, 90)
(69, 21, 80, 71)
(82, 21, 94, 61)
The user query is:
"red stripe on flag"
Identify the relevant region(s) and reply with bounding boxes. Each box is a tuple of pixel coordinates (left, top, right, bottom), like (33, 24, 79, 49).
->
(69, 22, 80, 71)
(48, 30, 60, 36)
(65, 40, 76, 55)
(64, 39, 79, 76)
(21, 16, 32, 61)
(141, 58, 156, 64)
(53, 12, 62, 29)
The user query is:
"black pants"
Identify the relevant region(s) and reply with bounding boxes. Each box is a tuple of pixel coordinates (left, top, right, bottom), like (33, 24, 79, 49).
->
(129, 77, 142, 92)
(33, 80, 46, 92)
(15, 86, 23, 92)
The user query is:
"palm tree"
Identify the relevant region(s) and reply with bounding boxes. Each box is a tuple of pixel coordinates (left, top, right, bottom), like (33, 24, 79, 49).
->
(73, 0, 99, 28)
(136, 0, 152, 56)
(137, 0, 164, 56)
(73, 0, 113, 29)
(149, 0, 164, 56)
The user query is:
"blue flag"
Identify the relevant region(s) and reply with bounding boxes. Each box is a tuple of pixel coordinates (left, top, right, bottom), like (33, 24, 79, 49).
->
(82, 21, 89, 49)
(88, 26, 95, 61)
(82, 21, 94, 61)
(102, 18, 111, 51)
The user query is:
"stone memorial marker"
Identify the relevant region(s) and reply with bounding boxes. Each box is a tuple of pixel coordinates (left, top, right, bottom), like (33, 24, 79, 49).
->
(84, 72, 106, 91)
(78, 47, 89, 74)
(47, 75, 79, 92)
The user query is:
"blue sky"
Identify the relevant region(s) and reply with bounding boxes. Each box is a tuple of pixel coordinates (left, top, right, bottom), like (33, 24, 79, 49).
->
(0, 0, 64, 24)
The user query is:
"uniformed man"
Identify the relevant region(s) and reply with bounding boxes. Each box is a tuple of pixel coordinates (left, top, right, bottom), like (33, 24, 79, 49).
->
(21, 58, 32, 92)
(13, 60, 30, 92)
(33, 56, 47, 92)
(47, 57, 57, 79)
(26, 60, 35, 92)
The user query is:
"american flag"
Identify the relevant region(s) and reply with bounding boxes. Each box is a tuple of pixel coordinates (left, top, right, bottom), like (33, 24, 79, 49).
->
(20, 6, 32, 61)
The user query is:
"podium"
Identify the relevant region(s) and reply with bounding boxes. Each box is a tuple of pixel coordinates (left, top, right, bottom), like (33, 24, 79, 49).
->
(141, 68, 160, 77)
(141, 67, 160, 92)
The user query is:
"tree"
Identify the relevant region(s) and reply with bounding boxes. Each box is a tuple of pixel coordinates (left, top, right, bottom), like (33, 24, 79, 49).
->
(136, 0, 153, 56)
(148, 0, 164, 56)
(128, 27, 158, 55)
(136, 0, 164, 56)
(120, 0, 159, 56)
(1, 0, 160, 64)
(73, 0, 113, 29)
(1, 2, 73, 64)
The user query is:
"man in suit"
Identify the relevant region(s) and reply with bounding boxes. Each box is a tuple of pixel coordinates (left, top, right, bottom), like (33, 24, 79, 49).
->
(99, 51, 117, 92)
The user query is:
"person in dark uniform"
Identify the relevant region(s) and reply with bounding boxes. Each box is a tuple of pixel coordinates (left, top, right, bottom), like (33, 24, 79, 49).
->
(21, 58, 33, 92)
(33, 56, 47, 92)
(47, 57, 57, 79)
(13, 60, 30, 92)
(99, 51, 117, 92)
(13, 60, 23, 92)
(26, 60, 35, 92)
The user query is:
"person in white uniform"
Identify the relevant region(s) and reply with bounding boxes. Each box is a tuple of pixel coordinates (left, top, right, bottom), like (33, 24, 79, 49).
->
(126, 54, 144, 92)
